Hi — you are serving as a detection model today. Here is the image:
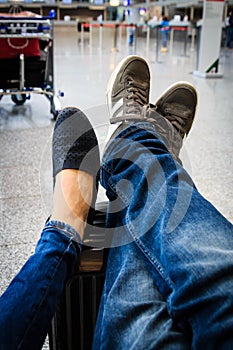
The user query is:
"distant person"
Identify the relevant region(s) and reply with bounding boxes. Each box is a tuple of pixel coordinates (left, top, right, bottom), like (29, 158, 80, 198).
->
(160, 16, 170, 52)
(127, 23, 136, 46)
(227, 11, 233, 49)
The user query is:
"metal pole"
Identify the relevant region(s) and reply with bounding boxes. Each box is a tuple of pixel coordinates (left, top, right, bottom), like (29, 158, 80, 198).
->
(134, 25, 137, 54)
(156, 26, 160, 62)
(81, 23, 84, 46)
(99, 24, 103, 50)
(184, 27, 188, 56)
(89, 23, 92, 48)
(19, 53, 25, 91)
(195, 25, 201, 71)
(111, 23, 118, 52)
(146, 25, 150, 56)
(190, 27, 195, 52)
(119, 24, 122, 48)
(169, 28, 174, 54)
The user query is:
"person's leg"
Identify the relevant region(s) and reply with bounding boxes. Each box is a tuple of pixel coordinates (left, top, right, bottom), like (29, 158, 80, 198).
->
(227, 27, 233, 48)
(163, 31, 168, 48)
(94, 57, 192, 349)
(0, 107, 100, 350)
(93, 210, 190, 350)
(0, 221, 79, 350)
(101, 121, 233, 349)
(103, 56, 233, 349)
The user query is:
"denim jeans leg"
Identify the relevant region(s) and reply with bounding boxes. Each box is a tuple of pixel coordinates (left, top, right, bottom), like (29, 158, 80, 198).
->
(100, 123, 233, 349)
(0, 220, 80, 350)
(227, 27, 233, 47)
(93, 209, 190, 350)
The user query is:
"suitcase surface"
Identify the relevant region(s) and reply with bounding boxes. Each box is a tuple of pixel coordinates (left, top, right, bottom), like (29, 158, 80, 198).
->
(50, 271, 105, 350)
(0, 57, 46, 89)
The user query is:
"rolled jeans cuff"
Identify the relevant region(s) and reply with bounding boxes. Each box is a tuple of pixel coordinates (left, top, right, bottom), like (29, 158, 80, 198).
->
(44, 220, 82, 251)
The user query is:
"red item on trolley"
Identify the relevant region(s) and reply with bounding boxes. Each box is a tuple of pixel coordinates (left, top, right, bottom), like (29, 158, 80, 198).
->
(0, 11, 41, 58)
(0, 38, 40, 58)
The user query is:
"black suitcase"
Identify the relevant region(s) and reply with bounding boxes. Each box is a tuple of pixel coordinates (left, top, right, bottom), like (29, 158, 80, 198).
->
(0, 57, 46, 89)
(49, 202, 109, 350)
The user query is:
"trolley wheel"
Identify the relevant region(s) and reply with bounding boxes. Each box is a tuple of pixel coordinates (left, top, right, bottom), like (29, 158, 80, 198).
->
(11, 94, 27, 106)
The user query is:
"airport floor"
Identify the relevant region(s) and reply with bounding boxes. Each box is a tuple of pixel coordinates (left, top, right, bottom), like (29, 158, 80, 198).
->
(0, 25, 233, 347)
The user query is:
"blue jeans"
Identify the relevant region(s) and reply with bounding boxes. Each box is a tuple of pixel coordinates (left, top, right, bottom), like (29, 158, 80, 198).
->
(93, 230, 190, 349)
(93, 123, 233, 349)
(227, 27, 233, 48)
(0, 221, 79, 350)
(161, 30, 169, 48)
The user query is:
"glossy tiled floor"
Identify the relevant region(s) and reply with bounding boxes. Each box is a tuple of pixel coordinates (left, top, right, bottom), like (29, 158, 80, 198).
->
(0, 25, 232, 344)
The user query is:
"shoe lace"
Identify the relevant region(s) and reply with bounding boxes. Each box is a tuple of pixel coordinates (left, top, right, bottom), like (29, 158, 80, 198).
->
(125, 79, 148, 116)
(162, 103, 193, 137)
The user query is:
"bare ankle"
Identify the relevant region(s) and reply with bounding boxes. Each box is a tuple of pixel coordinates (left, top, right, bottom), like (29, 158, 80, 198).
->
(51, 169, 94, 240)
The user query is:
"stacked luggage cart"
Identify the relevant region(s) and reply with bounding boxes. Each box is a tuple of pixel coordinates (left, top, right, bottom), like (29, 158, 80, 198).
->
(0, 9, 61, 119)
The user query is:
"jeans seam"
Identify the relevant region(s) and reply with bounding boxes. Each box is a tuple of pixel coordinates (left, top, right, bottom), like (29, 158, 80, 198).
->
(103, 162, 174, 293)
(126, 215, 174, 291)
(99, 294, 106, 350)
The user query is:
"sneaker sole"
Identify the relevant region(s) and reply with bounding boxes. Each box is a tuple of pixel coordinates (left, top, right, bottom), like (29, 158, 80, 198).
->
(106, 55, 150, 119)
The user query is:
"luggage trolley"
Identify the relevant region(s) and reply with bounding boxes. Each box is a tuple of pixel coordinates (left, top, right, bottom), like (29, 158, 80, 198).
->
(0, 11, 62, 119)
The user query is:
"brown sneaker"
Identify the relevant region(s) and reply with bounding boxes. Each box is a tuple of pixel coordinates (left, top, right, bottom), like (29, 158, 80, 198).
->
(144, 81, 198, 162)
(155, 81, 198, 139)
(106, 55, 150, 124)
